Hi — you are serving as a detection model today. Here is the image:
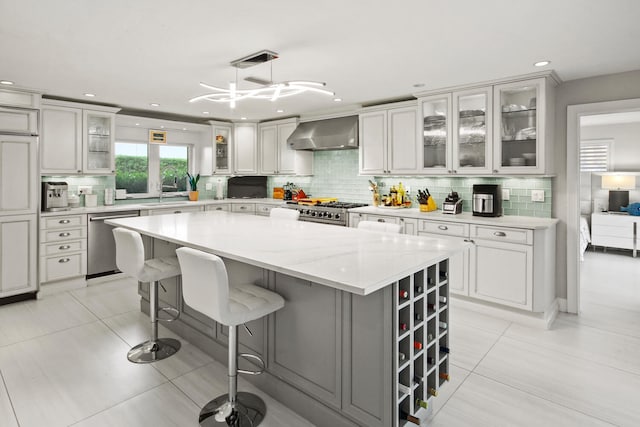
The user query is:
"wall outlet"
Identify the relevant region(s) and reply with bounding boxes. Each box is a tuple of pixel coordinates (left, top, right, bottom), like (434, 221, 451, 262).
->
(78, 185, 92, 195)
(531, 189, 545, 202)
(502, 189, 510, 200)
(205, 182, 213, 190)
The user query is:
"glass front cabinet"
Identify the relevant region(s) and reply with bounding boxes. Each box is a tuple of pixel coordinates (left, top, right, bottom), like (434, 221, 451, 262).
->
(420, 94, 452, 174)
(493, 78, 548, 174)
(452, 88, 492, 174)
(212, 123, 232, 174)
(83, 110, 116, 174)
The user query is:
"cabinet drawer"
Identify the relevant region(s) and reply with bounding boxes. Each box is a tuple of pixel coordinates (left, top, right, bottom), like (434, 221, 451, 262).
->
(231, 203, 256, 214)
(365, 214, 399, 224)
(471, 225, 532, 244)
(42, 214, 86, 229)
(40, 252, 86, 283)
(40, 239, 86, 256)
(41, 227, 86, 243)
(205, 203, 230, 212)
(255, 204, 274, 216)
(149, 206, 202, 215)
(419, 220, 469, 237)
(0, 106, 38, 135)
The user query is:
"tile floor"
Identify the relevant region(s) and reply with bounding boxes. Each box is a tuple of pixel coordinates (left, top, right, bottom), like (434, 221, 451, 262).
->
(0, 250, 639, 426)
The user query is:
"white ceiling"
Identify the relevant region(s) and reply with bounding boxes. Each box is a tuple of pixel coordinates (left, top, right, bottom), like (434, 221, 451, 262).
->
(2, 0, 640, 122)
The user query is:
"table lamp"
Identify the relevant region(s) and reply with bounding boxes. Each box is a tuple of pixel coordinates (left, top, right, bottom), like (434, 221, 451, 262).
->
(601, 174, 636, 212)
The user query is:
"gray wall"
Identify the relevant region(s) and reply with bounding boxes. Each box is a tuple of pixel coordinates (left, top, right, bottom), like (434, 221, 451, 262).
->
(581, 121, 640, 171)
(554, 69, 640, 300)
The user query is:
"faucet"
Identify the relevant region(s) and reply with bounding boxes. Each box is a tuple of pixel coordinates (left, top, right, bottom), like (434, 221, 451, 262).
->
(158, 177, 178, 202)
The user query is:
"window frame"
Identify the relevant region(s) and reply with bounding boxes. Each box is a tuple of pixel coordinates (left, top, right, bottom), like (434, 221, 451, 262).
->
(115, 140, 196, 199)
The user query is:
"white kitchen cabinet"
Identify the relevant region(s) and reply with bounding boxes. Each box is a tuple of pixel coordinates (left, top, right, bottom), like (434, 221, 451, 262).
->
(231, 203, 256, 214)
(0, 106, 38, 135)
(255, 203, 275, 216)
(416, 73, 557, 176)
(39, 213, 87, 287)
(493, 78, 553, 174)
(205, 203, 230, 212)
(208, 121, 233, 175)
(234, 122, 258, 174)
(258, 119, 312, 176)
(0, 135, 38, 215)
(359, 102, 420, 175)
(41, 100, 119, 175)
(148, 206, 203, 216)
(418, 220, 470, 296)
(591, 212, 639, 255)
(0, 214, 37, 297)
(469, 225, 534, 310)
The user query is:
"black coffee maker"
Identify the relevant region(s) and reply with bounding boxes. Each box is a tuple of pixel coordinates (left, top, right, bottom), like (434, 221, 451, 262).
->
(472, 184, 502, 217)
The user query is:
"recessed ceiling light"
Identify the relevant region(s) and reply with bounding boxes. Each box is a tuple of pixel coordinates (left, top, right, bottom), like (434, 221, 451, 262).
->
(534, 60, 550, 67)
(276, 109, 284, 113)
(84, 93, 95, 97)
(202, 111, 210, 115)
(0, 80, 14, 85)
(150, 103, 160, 107)
(182, 127, 187, 131)
(160, 125, 165, 129)
(240, 117, 247, 120)
(333, 98, 342, 102)
(413, 83, 425, 88)
(135, 123, 140, 126)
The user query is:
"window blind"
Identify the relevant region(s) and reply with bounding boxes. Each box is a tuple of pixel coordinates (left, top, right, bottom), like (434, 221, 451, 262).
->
(580, 140, 611, 172)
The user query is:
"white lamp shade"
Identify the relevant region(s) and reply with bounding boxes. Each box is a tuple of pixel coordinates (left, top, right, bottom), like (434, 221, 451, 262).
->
(601, 174, 636, 190)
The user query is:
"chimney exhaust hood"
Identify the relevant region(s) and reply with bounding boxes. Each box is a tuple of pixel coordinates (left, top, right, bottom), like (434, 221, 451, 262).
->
(287, 115, 358, 150)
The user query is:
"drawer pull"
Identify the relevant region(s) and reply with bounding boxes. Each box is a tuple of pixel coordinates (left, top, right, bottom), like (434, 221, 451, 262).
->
(58, 258, 71, 263)
(494, 231, 507, 237)
(215, 207, 223, 211)
(240, 206, 247, 210)
(174, 210, 181, 214)
(377, 219, 385, 223)
(59, 219, 71, 224)
(59, 232, 71, 237)
(438, 225, 448, 231)
(58, 245, 71, 250)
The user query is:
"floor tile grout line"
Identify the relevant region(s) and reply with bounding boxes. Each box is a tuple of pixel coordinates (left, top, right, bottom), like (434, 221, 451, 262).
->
(469, 371, 619, 427)
(466, 319, 513, 373)
(426, 368, 472, 422)
(0, 369, 21, 427)
(67, 381, 172, 426)
(497, 332, 640, 380)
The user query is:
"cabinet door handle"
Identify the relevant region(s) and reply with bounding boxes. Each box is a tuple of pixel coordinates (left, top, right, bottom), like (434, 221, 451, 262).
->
(58, 245, 71, 250)
(494, 231, 507, 237)
(438, 225, 448, 230)
(174, 210, 182, 214)
(59, 232, 71, 237)
(59, 219, 71, 224)
(215, 207, 223, 211)
(400, 218, 404, 222)
(377, 218, 386, 222)
(240, 206, 246, 210)
(464, 239, 475, 244)
(493, 169, 499, 173)
(58, 258, 71, 263)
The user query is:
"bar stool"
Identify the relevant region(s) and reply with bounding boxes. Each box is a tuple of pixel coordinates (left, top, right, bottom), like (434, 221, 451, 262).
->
(112, 227, 182, 363)
(176, 247, 285, 427)
(269, 207, 300, 220)
(357, 220, 403, 234)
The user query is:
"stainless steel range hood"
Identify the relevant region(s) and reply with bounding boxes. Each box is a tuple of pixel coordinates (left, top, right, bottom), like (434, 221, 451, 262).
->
(288, 115, 358, 150)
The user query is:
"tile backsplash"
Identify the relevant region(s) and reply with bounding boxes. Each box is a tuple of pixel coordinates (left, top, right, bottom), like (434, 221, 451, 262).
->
(44, 150, 552, 217)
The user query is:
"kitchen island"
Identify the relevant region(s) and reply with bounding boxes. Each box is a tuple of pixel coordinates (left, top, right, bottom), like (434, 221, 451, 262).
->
(107, 211, 466, 427)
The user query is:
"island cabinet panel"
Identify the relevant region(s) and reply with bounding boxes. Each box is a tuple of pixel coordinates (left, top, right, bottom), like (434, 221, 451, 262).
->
(268, 272, 343, 409)
(342, 286, 393, 427)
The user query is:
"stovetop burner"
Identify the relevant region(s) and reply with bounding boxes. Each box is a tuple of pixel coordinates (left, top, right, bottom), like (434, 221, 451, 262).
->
(316, 202, 368, 209)
(283, 201, 368, 226)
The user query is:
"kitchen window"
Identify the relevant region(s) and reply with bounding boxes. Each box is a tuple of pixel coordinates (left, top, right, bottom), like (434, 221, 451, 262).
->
(115, 141, 193, 197)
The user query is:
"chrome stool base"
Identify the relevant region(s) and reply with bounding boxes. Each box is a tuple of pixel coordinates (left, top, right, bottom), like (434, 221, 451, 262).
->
(199, 392, 266, 427)
(127, 338, 181, 364)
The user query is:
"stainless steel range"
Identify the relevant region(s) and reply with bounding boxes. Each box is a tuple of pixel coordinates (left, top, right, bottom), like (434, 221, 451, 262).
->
(284, 201, 368, 226)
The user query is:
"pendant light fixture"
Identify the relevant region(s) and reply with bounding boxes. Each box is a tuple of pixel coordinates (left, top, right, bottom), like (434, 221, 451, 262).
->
(189, 50, 334, 108)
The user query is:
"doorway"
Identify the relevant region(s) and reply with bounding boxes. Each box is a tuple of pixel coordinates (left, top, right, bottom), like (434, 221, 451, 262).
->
(567, 99, 640, 314)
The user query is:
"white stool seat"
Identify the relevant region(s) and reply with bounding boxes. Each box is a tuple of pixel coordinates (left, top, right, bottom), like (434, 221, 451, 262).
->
(269, 207, 300, 221)
(138, 256, 181, 283)
(357, 220, 403, 234)
(228, 283, 285, 326)
(113, 227, 181, 364)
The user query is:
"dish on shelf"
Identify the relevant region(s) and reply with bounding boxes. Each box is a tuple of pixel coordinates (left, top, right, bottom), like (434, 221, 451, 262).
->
(509, 157, 526, 166)
(516, 127, 536, 139)
(459, 109, 485, 118)
(502, 104, 529, 112)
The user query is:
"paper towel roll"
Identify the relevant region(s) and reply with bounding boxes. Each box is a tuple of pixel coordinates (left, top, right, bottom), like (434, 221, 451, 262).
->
(216, 180, 224, 200)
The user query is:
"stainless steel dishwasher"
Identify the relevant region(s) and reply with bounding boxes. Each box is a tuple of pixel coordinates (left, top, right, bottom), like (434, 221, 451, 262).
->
(87, 211, 140, 278)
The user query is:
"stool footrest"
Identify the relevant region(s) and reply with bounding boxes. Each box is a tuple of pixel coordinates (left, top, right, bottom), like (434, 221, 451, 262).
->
(157, 306, 180, 322)
(238, 353, 265, 375)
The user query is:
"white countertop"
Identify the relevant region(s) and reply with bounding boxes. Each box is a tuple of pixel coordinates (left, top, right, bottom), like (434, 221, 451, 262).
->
(40, 198, 286, 216)
(106, 211, 468, 296)
(349, 206, 558, 229)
